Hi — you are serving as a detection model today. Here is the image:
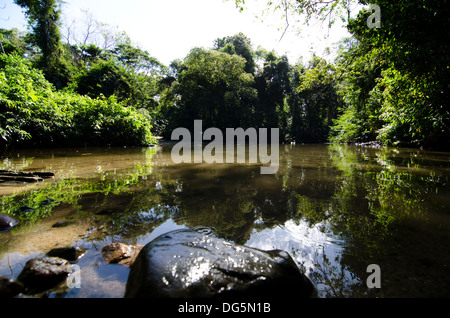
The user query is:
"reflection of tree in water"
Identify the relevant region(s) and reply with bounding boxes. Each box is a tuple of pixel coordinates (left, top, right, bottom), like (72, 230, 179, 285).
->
(309, 246, 366, 298)
(0, 147, 158, 236)
(137, 144, 446, 297)
(237, 144, 447, 297)
(305, 145, 448, 297)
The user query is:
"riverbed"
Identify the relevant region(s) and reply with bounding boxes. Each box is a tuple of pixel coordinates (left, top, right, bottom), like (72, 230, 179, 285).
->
(1, 144, 449, 298)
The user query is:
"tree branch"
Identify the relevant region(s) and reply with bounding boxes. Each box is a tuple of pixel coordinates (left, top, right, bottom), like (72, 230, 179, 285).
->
(279, 0, 290, 42)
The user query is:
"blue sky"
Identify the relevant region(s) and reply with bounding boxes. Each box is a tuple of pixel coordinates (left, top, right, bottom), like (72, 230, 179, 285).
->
(1, 0, 351, 66)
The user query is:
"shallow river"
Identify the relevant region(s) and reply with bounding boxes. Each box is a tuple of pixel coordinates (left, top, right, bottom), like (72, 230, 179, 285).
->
(1, 144, 449, 298)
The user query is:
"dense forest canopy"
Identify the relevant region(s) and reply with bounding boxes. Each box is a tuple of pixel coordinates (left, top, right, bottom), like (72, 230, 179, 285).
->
(1, 0, 448, 153)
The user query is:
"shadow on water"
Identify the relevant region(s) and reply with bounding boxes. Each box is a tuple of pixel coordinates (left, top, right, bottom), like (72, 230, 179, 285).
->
(1, 144, 450, 298)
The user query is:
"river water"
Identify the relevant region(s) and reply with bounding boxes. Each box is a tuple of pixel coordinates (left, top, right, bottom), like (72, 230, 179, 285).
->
(0, 144, 449, 298)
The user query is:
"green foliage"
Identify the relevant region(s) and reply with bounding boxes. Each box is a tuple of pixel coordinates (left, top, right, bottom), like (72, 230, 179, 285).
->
(255, 51, 291, 130)
(13, 0, 74, 89)
(0, 53, 156, 148)
(371, 67, 446, 147)
(329, 106, 362, 143)
(214, 33, 256, 74)
(2, 2, 164, 147)
(0, 28, 29, 56)
(70, 58, 160, 111)
(14, 0, 62, 57)
(4, 0, 448, 150)
(0, 53, 54, 146)
(325, 1, 449, 149)
(70, 94, 156, 146)
(70, 59, 135, 100)
(329, 40, 383, 143)
(295, 56, 341, 142)
(109, 37, 164, 76)
(158, 36, 341, 143)
(229, 1, 449, 150)
(64, 36, 164, 121)
(160, 47, 257, 134)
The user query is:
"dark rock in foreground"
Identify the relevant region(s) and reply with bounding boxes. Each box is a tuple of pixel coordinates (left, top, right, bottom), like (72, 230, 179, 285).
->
(125, 229, 315, 298)
(17, 257, 72, 294)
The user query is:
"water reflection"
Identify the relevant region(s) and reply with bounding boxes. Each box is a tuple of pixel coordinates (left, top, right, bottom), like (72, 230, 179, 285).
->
(0, 144, 449, 298)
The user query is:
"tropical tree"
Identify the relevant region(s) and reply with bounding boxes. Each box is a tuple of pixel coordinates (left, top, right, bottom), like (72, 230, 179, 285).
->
(329, 37, 383, 143)
(231, 0, 449, 149)
(296, 56, 341, 142)
(14, 0, 74, 88)
(254, 51, 291, 134)
(161, 47, 257, 135)
(356, 0, 448, 148)
(214, 33, 256, 75)
(0, 53, 156, 148)
(0, 28, 29, 56)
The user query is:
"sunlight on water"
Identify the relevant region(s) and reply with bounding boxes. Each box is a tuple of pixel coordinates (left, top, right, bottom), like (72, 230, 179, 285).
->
(246, 220, 358, 298)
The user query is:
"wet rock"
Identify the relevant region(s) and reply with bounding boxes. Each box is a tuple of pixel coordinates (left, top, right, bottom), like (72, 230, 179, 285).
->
(102, 243, 144, 267)
(17, 257, 72, 294)
(0, 277, 25, 298)
(47, 247, 87, 263)
(125, 229, 315, 298)
(0, 213, 20, 232)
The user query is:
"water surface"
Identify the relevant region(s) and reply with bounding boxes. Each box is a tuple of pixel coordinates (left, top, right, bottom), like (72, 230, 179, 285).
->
(1, 144, 449, 298)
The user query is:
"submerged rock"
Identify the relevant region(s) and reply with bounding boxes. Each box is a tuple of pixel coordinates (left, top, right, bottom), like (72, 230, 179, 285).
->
(47, 247, 87, 263)
(52, 221, 74, 228)
(125, 229, 315, 298)
(17, 257, 72, 294)
(0, 214, 20, 232)
(102, 243, 144, 267)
